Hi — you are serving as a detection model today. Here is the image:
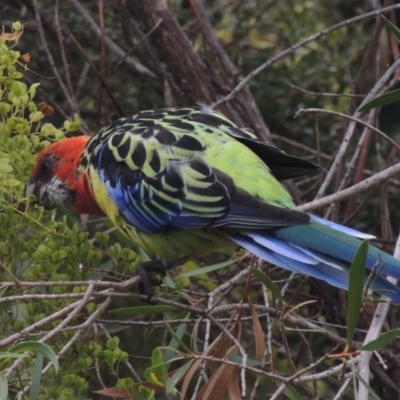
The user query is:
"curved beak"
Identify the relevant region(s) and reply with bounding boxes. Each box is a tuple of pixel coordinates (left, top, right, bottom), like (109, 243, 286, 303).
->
(25, 179, 36, 197)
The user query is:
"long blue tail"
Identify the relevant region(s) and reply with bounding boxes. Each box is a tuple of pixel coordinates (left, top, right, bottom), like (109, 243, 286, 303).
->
(227, 216, 400, 303)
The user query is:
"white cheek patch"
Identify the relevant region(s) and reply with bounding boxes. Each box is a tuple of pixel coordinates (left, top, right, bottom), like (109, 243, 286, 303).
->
(41, 176, 69, 206)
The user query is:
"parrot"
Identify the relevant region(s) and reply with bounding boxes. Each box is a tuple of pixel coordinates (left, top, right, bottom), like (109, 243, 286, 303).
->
(26, 105, 400, 301)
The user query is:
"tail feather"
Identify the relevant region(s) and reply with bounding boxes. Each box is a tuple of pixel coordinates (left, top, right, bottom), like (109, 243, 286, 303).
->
(310, 215, 375, 239)
(276, 222, 400, 280)
(228, 232, 350, 290)
(227, 219, 400, 303)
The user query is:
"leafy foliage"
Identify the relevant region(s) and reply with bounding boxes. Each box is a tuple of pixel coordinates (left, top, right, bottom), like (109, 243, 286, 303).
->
(0, 25, 121, 399)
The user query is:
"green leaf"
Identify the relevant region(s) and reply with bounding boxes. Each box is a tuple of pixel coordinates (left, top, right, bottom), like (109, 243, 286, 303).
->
(358, 89, 400, 112)
(8, 341, 59, 373)
(347, 240, 369, 349)
(0, 352, 30, 360)
(144, 349, 168, 387)
(383, 16, 400, 44)
(361, 329, 400, 351)
(30, 353, 43, 400)
(2, 178, 20, 187)
(227, 352, 264, 367)
(191, 317, 202, 353)
(0, 372, 8, 400)
(164, 315, 191, 369)
(110, 305, 181, 316)
(251, 267, 284, 304)
(348, 360, 381, 400)
(166, 361, 193, 394)
(130, 386, 148, 400)
(180, 259, 236, 277)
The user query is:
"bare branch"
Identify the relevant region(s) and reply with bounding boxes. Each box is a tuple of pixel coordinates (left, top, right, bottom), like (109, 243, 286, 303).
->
(68, 0, 155, 78)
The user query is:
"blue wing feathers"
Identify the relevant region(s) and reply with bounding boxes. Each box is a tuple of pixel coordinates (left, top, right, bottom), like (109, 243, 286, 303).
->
(228, 233, 350, 289)
(246, 232, 317, 264)
(228, 219, 400, 303)
(310, 215, 375, 239)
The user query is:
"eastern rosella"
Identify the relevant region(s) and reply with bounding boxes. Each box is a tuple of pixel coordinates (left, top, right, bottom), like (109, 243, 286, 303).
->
(26, 106, 400, 301)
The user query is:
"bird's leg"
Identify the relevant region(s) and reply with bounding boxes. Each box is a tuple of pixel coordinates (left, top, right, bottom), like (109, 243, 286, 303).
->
(137, 259, 173, 301)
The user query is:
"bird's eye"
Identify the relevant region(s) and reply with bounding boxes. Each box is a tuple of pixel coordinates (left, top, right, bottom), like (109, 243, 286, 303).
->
(41, 160, 50, 174)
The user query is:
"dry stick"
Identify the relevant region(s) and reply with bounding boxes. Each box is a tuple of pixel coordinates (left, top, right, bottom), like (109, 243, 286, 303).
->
(14, 295, 113, 399)
(54, 0, 86, 134)
(272, 131, 400, 188)
(155, 299, 358, 350)
(189, 0, 271, 141)
(55, 0, 74, 97)
(299, 108, 377, 219)
(68, 0, 155, 77)
(191, 294, 213, 400)
(96, 0, 106, 126)
(295, 108, 400, 153)
(270, 382, 289, 400)
(330, 110, 376, 194)
(260, 261, 274, 371)
(356, 237, 400, 399)
(56, 0, 127, 117)
(198, 313, 248, 398)
(32, 0, 80, 118)
(5, 282, 96, 380)
(333, 376, 352, 400)
(389, 7, 400, 80)
(0, 278, 140, 349)
(0, 260, 21, 285)
(0, 298, 84, 349)
(380, 129, 400, 241)
(211, 5, 400, 203)
(114, 19, 163, 70)
(123, 17, 183, 98)
(95, 313, 270, 327)
(0, 283, 379, 356)
(349, 3, 386, 114)
(188, 350, 346, 386)
(249, 279, 272, 400)
(0, 276, 391, 354)
(0, 276, 140, 289)
(92, 326, 108, 394)
(344, 125, 374, 221)
(0, 276, 388, 341)
(293, 356, 362, 384)
(283, 80, 366, 98)
(315, 55, 400, 199)
(211, 3, 400, 109)
(299, 161, 400, 213)
(191, 270, 249, 400)
(343, 186, 379, 226)
(63, 29, 126, 117)
(0, 277, 383, 351)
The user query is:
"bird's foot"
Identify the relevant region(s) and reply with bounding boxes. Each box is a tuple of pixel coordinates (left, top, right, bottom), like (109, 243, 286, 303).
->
(137, 260, 172, 302)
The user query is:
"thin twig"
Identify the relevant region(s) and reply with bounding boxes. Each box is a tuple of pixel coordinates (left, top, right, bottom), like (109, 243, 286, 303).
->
(14, 294, 113, 398)
(211, 3, 400, 108)
(299, 161, 400, 212)
(32, 0, 78, 117)
(315, 55, 400, 199)
(296, 108, 400, 152)
(68, 0, 155, 77)
(284, 80, 365, 98)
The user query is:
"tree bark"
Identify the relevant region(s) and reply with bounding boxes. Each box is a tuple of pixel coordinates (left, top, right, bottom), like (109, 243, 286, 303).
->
(126, 0, 271, 140)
